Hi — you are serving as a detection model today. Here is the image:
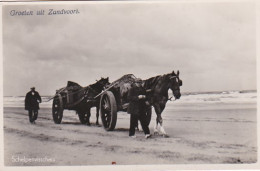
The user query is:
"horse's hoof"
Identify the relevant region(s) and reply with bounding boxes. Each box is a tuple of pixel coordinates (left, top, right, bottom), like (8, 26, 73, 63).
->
(86, 122, 91, 126)
(163, 134, 169, 138)
(154, 132, 159, 135)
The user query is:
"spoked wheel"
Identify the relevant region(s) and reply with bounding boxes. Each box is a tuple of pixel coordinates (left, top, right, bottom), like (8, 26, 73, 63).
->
(52, 94, 63, 124)
(100, 91, 117, 131)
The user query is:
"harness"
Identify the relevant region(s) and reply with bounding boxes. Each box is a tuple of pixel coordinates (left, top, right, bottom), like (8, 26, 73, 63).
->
(146, 74, 180, 102)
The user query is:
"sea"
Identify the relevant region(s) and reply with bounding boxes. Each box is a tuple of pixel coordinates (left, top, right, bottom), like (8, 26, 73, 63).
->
(3, 90, 257, 108)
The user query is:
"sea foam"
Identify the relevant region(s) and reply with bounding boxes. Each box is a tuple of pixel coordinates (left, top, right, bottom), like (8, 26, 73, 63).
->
(3, 91, 257, 108)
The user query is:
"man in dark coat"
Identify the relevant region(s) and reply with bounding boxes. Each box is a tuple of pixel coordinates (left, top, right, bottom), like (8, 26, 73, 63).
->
(25, 87, 42, 124)
(127, 78, 151, 138)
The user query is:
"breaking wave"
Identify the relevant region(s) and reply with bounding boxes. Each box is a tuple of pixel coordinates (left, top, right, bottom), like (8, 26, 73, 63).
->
(3, 90, 257, 108)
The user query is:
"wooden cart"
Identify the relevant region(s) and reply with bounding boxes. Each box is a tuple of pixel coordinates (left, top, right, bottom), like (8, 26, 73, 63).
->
(52, 78, 109, 124)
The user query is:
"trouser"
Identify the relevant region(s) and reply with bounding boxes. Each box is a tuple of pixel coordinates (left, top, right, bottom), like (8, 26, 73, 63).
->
(129, 113, 150, 136)
(28, 110, 38, 123)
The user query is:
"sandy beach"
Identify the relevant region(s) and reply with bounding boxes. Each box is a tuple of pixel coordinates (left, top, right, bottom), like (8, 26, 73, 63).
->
(2, 1, 257, 169)
(3, 92, 257, 166)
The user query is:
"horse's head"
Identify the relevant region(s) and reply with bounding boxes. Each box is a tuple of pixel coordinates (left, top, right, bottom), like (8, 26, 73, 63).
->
(169, 70, 182, 99)
(96, 77, 110, 89)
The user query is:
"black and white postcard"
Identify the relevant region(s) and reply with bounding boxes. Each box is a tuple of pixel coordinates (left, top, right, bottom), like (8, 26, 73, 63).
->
(0, 1, 259, 170)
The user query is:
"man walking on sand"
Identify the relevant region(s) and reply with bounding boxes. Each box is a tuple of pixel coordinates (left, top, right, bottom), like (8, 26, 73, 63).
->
(127, 78, 151, 139)
(25, 87, 42, 124)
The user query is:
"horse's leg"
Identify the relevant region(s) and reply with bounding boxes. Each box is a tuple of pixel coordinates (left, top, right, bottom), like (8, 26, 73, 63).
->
(153, 103, 161, 135)
(86, 108, 91, 126)
(154, 103, 168, 137)
(158, 103, 168, 137)
(96, 105, 99, 125)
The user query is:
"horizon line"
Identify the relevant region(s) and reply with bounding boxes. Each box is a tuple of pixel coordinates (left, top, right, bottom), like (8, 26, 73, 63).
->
(3, 89, 257, 97)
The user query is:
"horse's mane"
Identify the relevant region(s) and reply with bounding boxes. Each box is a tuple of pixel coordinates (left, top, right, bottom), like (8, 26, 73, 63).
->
(89, 78, 109, 92)
(144, 74, 170, 89)
(144, 76, 160, 89)
(89, 82, 101, 90)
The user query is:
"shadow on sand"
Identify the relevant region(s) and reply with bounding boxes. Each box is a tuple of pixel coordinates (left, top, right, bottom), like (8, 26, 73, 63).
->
(61, 121, 83, 125)
(61, 122, 104, 127)
(113, 128, 129, 132)
(60, 121, 129, 131)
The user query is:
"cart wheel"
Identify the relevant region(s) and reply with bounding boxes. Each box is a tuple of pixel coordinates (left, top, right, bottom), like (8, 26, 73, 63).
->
(146, 107, 152, 126)
(100, 91, 117, 131)
(52, 94, 63, 124)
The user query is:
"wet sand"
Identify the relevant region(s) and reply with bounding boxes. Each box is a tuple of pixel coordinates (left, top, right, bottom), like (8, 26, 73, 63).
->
(3, 101, 257, 166)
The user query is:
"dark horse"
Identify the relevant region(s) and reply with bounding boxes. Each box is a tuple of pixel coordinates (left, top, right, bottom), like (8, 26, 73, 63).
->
(76, 77, 110, 125)
(143, 70, 182, 137)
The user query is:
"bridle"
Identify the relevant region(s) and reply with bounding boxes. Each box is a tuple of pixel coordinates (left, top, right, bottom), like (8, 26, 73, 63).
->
(168, 75, 182, 101)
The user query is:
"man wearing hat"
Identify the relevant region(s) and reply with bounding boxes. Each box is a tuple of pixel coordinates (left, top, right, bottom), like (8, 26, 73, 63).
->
(25, 87, 42, 124)
(127, 78, 151, 139)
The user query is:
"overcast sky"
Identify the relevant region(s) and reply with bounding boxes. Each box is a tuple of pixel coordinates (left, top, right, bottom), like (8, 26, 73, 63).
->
(3, 2, 256, 96)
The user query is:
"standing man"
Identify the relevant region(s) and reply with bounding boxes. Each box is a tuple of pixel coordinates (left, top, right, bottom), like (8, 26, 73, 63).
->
(127, 78, 151, 139)
(25, 87, 42, 124)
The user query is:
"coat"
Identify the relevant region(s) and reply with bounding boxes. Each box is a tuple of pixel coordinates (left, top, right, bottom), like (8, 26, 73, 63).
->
(127, 84, 147, 116)
(25, 91, 42, 110)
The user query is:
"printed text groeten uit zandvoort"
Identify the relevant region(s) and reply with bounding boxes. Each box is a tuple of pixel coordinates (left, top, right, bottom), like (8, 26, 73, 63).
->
(10, 9, 80, 16)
